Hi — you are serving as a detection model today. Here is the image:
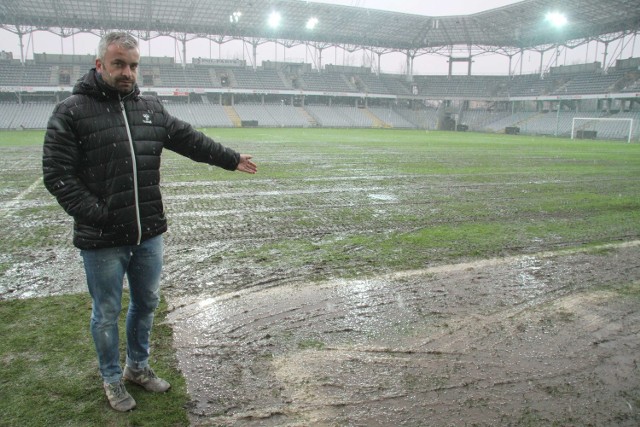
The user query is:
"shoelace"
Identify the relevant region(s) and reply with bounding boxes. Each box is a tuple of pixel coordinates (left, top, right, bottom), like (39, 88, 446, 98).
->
(110, 382, 127, 398)
(133, 367, 158, 381)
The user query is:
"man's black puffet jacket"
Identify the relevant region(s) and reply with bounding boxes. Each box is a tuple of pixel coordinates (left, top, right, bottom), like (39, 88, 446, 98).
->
(43, 69, 240, 249)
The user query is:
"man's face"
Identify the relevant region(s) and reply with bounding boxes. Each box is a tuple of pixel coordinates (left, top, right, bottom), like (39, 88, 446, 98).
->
(96, 43, 140, 94)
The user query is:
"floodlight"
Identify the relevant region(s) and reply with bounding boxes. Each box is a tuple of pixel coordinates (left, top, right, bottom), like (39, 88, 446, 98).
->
(230, 11, 242, 23)
(229, 11, 242, 23)
(306, 17, 318, 30)
(545, 11, 567, 28)
(268, 11, 281, 28)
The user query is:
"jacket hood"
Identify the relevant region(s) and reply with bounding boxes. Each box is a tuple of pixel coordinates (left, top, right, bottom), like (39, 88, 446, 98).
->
(73, 68, 140, 100)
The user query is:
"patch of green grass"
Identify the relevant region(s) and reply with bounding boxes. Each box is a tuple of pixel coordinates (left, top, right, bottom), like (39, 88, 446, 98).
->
(297, 338, 325, 350)
(0, 130, 46, 146)
(511, 407, 546, 426)
(238, 209, 635, 279)
(613, 281, 640, 300)
(0, 292, 190, 427)
(541, 382, 577, 397)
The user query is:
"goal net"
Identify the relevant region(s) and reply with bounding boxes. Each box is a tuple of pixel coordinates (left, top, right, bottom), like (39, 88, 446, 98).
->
(571, 117, 634, 143)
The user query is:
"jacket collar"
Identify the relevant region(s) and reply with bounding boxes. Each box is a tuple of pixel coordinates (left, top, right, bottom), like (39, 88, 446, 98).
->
(73, 68, 140, 101)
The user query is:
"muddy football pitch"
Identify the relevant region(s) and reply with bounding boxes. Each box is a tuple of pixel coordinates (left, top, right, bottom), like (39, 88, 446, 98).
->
(1, 128, 640, 425)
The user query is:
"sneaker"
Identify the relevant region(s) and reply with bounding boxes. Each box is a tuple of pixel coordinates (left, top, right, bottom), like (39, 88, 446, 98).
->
(103, 380, 136, 412)
(123, 365, 171, 393)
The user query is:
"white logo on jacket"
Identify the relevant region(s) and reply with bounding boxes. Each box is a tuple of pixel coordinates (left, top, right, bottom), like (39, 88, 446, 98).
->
(142, 113, 152, 124)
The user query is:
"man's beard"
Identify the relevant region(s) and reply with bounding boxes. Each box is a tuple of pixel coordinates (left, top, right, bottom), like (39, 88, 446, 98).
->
(103, 71, 135, 94)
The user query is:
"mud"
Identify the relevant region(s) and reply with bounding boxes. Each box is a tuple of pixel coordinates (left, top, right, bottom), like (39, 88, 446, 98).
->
(2, 142, 639, 426)
(167, 242, 640, 426)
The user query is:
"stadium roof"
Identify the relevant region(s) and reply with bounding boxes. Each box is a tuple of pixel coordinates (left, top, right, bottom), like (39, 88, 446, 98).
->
(1, 0, 639, 52)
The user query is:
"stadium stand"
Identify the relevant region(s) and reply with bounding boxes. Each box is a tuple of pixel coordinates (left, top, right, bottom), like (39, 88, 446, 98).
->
(379, 75, 413, 96)
(0, 102, 53, 129)
(395, 108, 439, 130)
(413, 75, 506, 99)
(163, 103, 234, 128)
(0, 0, 638, 140)
(483, 112, 538, 133)
(306, 105, 361, 127)
(504, 75, 553, 97)
(459, 110, 512, 132)
(551, 70, 626, 96)
(356, 74, 393, 95)
(367, 107, 415, 128)
(297, 72, 357, 93)
(0, 54, 639, 139)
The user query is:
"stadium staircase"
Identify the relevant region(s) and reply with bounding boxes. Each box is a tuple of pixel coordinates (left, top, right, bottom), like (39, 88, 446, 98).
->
(223, 105, 242, 127)
(364, 108, 391, 128)
(298, 106, 318, 127)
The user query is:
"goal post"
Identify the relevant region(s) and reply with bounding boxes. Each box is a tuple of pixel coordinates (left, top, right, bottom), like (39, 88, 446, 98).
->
(571, 117, 634, 143)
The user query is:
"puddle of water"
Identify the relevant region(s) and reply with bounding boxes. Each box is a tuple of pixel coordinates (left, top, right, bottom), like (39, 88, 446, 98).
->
(368, 193, 397, 201)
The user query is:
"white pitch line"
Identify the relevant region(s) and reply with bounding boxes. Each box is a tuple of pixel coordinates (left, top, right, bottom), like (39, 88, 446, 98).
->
(0, 177, 43, 216)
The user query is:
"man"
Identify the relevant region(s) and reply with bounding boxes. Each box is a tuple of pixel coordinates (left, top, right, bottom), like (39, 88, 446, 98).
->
(42, 32, 257, 412)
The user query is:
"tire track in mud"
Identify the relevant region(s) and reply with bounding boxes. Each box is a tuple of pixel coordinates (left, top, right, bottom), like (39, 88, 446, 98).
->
(168, 241, 640, 426)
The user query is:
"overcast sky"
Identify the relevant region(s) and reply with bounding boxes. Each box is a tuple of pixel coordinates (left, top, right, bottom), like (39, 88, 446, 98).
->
(0, 0, 637, 76)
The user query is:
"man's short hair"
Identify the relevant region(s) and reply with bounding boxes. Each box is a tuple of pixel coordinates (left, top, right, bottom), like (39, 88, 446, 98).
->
(97, 32, 138, 62)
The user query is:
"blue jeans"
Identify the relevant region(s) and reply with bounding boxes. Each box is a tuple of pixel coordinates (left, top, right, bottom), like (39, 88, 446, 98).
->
(81, 235, 163, 384)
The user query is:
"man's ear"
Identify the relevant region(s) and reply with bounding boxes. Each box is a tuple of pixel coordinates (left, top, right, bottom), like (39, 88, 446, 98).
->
(95, 58, 103, 72)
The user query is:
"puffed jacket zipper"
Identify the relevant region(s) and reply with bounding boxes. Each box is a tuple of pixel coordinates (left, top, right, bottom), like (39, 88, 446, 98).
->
(119, 97, 142, 245)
